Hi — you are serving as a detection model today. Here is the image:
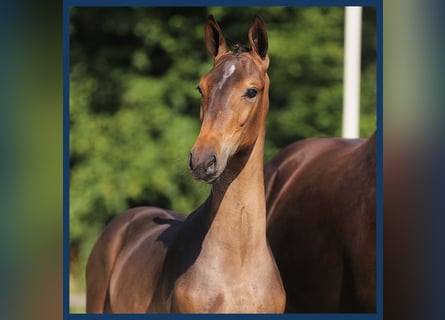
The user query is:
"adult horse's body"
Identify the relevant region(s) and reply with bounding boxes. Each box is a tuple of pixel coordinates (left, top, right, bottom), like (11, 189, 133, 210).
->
(86, 16, 285, 313)
(265, 133, 376, 312)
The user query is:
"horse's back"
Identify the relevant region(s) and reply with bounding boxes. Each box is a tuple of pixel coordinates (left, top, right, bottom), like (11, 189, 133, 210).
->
(266, 137, 365, 220)
(265, 135, 376, 312)
(86, 206, 186, 313)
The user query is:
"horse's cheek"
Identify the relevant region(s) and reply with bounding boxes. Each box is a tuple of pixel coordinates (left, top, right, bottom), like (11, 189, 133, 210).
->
(238, 106, 252, 128)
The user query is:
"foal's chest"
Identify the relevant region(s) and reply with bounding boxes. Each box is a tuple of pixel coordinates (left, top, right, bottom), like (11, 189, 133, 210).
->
(171, 255, 283, 313)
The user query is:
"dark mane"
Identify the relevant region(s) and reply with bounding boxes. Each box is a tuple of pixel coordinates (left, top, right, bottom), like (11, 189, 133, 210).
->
(233, 43, 251, 54)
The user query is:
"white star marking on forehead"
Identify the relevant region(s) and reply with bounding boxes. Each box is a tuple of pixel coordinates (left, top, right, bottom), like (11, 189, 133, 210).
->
(217, 63, 236, 90)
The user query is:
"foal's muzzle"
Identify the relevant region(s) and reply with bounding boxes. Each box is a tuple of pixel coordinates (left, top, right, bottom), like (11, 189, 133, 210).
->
(189, 151, 218, 183)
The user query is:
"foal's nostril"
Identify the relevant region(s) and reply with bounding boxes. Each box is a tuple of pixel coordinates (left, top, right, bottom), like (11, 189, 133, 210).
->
(188, 153, 193, 171)
(206, 155, 217, 176)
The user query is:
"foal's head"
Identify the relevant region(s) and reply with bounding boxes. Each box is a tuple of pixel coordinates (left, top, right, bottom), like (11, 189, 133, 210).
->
(189, 15, 269, 183)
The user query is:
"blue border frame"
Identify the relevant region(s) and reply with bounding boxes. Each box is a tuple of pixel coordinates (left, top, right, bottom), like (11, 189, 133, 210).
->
(63, 1, 383, 319)
(64, 0, 379, 7)
(63, 1, 71, 318)
(375, 3, 383, 318)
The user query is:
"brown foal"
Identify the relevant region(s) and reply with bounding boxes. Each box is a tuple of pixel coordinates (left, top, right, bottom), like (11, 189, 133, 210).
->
(85, 15, 285, 313)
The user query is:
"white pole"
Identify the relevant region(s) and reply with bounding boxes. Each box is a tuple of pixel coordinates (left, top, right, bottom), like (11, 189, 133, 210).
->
(342, 6, 362, 138)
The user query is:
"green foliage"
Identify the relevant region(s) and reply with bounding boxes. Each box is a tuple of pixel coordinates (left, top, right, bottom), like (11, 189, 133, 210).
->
(69, 7, 376, 290)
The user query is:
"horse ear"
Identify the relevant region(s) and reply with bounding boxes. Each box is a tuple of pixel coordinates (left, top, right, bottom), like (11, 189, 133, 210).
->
(204, 15, 229, 59)
(248, 15, 268, 60)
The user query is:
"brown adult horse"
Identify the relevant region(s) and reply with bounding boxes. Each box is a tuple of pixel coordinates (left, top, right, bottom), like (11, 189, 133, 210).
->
(265, 132, 376, 312)
(86, 15, 285, 313)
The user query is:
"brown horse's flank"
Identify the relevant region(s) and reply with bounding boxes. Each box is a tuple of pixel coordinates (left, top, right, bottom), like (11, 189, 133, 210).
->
(85, 15, 285, 313)
(265, 133, 376, 312)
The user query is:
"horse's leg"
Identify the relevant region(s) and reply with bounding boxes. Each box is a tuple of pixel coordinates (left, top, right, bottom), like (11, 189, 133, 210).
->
(85, 213, 134, 313)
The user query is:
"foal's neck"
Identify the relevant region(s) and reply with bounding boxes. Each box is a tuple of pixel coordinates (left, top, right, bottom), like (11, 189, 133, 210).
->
(205, 127, 267, 257)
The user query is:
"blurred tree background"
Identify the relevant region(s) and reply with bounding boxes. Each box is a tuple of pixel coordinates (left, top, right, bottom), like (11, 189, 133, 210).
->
(69, 6, 376, 311)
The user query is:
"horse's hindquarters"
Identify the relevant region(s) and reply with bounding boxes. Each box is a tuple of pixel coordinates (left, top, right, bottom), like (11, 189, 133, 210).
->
(86, 207, 186, 313)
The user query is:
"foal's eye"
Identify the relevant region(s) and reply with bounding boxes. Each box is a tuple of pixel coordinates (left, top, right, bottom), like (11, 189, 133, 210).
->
(196, 86, 203, 96)
(244, 88, 258, 99)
